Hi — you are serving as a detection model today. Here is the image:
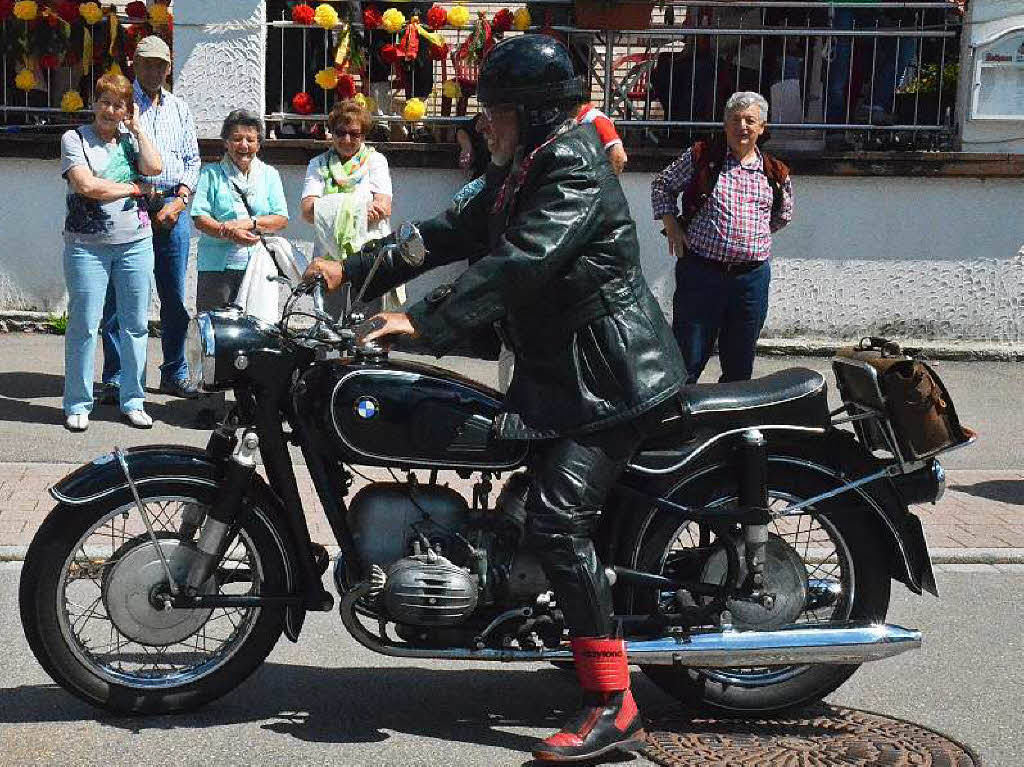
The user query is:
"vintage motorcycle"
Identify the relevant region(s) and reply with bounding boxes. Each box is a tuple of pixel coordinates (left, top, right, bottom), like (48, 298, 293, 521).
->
(20, 224, 973, 716)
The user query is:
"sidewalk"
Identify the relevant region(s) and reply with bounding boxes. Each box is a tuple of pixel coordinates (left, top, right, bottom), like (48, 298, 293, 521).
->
(1, 463, 1022, 562)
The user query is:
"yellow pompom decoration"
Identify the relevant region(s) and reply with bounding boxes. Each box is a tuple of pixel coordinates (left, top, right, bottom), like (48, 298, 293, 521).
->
(381, 7, 405, 33)
(363, 96, 378, 113)
(149, 4, 170, 25)
(512, 7, 531, 31)
(441, 79, 461, 100)
(314, 3, 339, 29)
(15, 68, 36, 92)
(447, 4, 469, 27)
(403, 97, 426, 122)
(13, 1, 38, 21)
(79, 1, 103, 24)
(61, 91, 85, 112)
(314, 67, 338, 90)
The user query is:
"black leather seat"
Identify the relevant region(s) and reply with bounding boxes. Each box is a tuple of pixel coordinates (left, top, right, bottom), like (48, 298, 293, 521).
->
(629, 368, 829, 472)
(680, 367, 829, 431)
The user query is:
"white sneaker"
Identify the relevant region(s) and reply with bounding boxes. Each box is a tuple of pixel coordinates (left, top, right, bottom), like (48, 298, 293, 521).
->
(123, 409, 153, 429)
(65, 413, 89, 432)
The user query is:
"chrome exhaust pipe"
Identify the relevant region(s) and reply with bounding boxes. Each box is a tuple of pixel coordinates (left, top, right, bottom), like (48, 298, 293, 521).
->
(340, 583, 920, 666)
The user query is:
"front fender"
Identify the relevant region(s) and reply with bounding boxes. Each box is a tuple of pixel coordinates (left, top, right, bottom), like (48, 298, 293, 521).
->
(48, 445, 308, 640)
(50, 445, 220, 505)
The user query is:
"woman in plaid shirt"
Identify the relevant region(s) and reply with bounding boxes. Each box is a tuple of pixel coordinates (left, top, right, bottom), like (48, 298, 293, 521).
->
(651, 91, 794, 384)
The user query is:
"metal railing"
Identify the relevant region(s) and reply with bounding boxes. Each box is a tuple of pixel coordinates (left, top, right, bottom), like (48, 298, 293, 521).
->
(1, 2, 172, 130)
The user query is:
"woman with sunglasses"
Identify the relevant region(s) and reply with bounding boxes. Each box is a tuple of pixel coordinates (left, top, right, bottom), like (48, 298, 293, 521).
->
(300, 99, 400, 318)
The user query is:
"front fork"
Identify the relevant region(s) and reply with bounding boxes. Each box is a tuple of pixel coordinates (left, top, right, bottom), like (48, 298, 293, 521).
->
(177, 429, 261, 593)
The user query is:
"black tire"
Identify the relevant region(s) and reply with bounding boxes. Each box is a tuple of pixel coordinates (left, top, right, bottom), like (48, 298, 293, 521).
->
(624, 451, 891, 714)
(19, 479, 288, 714)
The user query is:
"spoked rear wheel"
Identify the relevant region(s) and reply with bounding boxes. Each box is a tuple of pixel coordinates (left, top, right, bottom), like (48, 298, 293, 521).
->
(629, 460, 891, 713)
(20, 482, 287, 714)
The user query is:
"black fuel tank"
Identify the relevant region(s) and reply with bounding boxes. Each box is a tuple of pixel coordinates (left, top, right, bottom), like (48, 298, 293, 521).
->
(296, 359, 528, 470)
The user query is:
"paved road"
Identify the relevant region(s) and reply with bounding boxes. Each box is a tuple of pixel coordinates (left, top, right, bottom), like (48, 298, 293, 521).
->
(1, 565, 1021, 766)
(0, 334, 1022, 469)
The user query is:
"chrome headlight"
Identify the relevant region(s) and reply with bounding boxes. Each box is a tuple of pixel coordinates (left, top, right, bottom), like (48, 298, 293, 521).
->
(185, 313, 216, 391)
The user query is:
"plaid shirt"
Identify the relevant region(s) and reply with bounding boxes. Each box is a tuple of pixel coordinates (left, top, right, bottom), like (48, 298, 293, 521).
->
(133, 81, 201, 193)
(650, 146, 794, 264)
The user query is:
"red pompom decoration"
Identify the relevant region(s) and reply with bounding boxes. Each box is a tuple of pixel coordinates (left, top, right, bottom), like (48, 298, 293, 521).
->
(44, 11, 61, 27)
(424, 5, 447, 30)
(379, 43, 400, 66)
(362, 7, 382, 30)
(56, 1, 79, 22)
(428, 42, 448, 61)
(291, 3, 314, 25)
(291, 91, 314, 115)
(335, 72, 357, 99)
(39, 53, 60, 70)
(0, 0, 13, 21)
(492, 8, 513, 33)
(125, 1, 147, 19)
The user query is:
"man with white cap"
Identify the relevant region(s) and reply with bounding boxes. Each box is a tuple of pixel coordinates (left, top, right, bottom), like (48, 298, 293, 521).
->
(101, 35, 202, 402)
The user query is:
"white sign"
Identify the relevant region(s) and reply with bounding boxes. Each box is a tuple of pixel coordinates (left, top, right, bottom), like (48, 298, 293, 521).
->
(972, 29, 1024, 120)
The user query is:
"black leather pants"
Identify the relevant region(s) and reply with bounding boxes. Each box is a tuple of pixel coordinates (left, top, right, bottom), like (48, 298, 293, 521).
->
(523, 404, 672, 638)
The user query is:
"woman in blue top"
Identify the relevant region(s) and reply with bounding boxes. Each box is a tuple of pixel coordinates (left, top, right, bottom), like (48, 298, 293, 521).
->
(60, 73, 163, 432)
(191, 110, 289, 312)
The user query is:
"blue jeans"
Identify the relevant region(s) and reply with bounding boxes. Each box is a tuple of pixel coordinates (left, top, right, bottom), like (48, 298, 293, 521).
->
(63, 238, 154, 415)
(672, 256, 771, 384)
(826, 9, 919, 122)
(102, 205, 191, 386)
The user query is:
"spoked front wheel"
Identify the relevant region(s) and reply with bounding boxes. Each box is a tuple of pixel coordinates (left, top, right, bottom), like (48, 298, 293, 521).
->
(19, 481, 287, 714)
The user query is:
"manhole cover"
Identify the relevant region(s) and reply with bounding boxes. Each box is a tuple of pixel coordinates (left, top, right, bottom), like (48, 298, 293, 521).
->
(641, 705, 979, 766)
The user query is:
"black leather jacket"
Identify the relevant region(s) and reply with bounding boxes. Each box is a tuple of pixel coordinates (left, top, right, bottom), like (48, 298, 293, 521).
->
(344, 123, 686, 439)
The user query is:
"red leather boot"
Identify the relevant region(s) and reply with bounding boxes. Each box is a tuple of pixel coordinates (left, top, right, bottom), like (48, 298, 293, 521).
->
(532, 637, 646, 763)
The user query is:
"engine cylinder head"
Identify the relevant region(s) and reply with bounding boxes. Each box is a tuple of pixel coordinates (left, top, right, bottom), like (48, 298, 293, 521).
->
(383, 554, 479, 627)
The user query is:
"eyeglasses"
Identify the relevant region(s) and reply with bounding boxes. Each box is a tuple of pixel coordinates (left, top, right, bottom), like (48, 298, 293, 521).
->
(333, 129, 363, 139)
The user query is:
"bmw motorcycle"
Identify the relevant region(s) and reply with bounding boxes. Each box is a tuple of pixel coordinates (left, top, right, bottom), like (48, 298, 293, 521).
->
(20, 224, 972, 715)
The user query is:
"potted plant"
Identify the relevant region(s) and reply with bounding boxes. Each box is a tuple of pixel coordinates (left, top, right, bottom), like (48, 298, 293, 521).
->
(896, 62, 958, 126)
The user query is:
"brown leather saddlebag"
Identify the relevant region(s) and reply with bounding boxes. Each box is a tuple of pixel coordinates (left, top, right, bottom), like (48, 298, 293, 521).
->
(833, 337, 969, 461)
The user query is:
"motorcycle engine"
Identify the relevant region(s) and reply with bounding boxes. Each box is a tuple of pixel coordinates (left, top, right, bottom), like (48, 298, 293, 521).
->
(346, 475, 550, 630)
(382, 553, 478, 626)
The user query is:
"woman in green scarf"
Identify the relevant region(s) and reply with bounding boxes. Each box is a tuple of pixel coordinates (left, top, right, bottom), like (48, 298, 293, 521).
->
(300, 99, 400, 318)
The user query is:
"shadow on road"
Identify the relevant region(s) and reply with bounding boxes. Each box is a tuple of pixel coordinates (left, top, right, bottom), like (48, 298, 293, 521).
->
(0, 665, 650, 765)
(0, 370, 209, 429)
(948, 480, 1024, 506)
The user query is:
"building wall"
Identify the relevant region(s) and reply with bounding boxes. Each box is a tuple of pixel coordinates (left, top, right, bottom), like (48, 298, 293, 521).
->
(3, 157, 1022, 344)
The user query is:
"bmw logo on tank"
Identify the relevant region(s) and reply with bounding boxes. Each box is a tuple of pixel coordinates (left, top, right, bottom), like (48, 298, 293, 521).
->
(355, 396, 379, 419)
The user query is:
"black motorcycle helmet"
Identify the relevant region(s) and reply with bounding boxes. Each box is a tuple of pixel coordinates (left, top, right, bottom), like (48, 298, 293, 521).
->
(477, 34, 584, 151)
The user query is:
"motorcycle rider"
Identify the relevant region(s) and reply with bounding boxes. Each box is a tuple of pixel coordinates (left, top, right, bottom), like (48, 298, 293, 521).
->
(305, 34, 687, 763)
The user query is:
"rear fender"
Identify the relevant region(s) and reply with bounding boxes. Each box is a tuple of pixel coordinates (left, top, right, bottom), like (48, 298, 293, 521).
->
(48, 445, 308, 640)
(612, 429, 936, 597)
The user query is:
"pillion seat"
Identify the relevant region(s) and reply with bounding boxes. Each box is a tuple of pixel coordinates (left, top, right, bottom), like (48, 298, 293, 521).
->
(630, 368, 830, 473)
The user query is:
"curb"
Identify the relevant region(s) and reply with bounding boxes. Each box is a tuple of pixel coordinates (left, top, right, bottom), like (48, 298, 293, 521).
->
(756, 337, 1024, 361)
(2, 309, 1021, 360)
(3, 544, 1023, 564)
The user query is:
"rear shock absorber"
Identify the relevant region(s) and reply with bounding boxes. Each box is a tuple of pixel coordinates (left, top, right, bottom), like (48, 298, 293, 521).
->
(738, 429, 771, 599)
